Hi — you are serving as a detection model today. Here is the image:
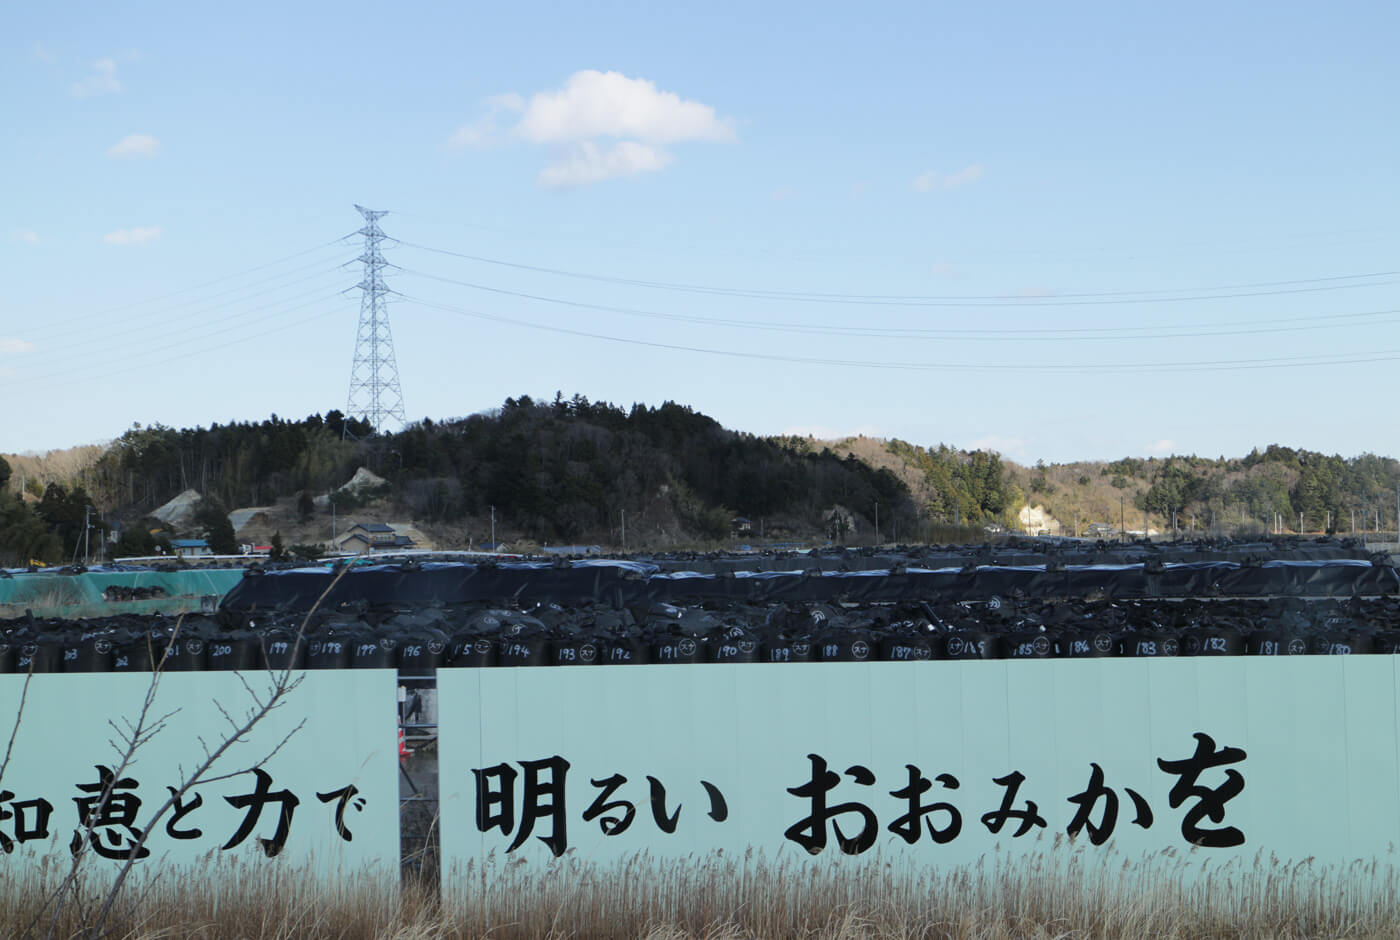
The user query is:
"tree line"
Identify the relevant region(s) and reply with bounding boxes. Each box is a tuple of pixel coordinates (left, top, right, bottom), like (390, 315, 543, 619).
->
(5, 399, 1399, 565)
(0, 396, 919, 562)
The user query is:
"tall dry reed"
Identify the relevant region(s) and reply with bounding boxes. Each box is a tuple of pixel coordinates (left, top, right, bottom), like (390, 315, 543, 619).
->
(5, 847, 1400, 938)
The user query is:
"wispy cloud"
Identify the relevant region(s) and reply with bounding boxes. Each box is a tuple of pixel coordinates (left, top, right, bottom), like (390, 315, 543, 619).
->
(451, 70, 734, 186)
(32, 41, 55, 64)
(0, 338, 35, 355)
(942, 164, 984, 188)
(12, 231, 40, 244)
(913, 163, 984, 192)
(72, 58, 122, 97)
(107, 133, 160, 158)
(103, 225, 161, 246)
(448, 93, 523, 149)
(1144, 439, 1176, 456)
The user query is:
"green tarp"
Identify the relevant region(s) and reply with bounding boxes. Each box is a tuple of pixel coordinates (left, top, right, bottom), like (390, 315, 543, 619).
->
(0, 568, 246, 619)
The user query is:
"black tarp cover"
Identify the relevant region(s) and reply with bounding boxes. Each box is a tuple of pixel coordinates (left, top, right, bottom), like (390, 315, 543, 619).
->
(219, 557, 1398, 612)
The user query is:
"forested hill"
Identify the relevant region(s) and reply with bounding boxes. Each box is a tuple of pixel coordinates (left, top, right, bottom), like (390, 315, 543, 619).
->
(3, 395, 1399, 565)
(0, 396, 918, 562)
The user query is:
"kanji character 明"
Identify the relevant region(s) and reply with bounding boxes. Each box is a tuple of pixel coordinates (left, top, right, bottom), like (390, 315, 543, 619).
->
(473, 756, 570, 857)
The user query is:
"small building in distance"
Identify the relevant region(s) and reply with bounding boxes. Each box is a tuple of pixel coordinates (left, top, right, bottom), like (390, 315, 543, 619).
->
(337, 522, 415, 554)
(170, 538, 212, 558)
(1086, 522, 1117, 538)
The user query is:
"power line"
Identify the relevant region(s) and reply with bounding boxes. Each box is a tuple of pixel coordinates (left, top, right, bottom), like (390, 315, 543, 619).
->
(397, 267, 1400, 342)
(8, 269, 347, 369)
(391, 209, 1399, 266)
(34, 239, 353, 334)
(395, 239, 1400, 306)
(65, 303, 345, 389)
(1, 289, 347, 388)
(401, 293, 1400, 375)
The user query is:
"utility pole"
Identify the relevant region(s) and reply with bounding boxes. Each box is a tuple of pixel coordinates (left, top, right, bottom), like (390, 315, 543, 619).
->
(82, 505, 91, 565)
(874, 500, 879, 545)
(346, 205, 406, 435)
(490, 506, 496, 550)
(621, 509, 627, 553)
(1120, 495, 1125, 543)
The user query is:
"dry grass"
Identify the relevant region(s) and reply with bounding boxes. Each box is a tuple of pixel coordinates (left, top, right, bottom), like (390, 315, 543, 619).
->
(7, 849, 1400, 939)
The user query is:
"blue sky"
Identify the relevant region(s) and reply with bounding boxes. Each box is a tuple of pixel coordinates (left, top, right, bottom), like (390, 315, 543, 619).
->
(3, 1, 1398, 463)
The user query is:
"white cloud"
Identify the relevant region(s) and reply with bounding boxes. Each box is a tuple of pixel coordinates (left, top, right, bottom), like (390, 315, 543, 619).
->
(107, 133, 160, 158)
(72, 58, 122, 97)
(516, 70, 733, 144)
(32, 42, 54, 64)
(451, 71, 733, 185)
(538, 141, 671, 188)
(448, 93, 524, 149)
(103, 225, 161, 246)
(12, 231, 39, 244)
(913, 163, 985, 192)
(0, 338, 35, 355)
(1144, 439, 1176, 455)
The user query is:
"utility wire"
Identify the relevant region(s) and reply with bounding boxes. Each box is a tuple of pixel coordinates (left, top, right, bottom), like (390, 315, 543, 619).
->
(73, 303, 345, 388)
(391, 209, 1398, 266)
(397, 267, 1400, 342)
(28, 244, 352, 336)
(2, 289, 347, 386)
(9, 269, 347, 368)
(402, 293, 1400, 375)
(395, 239, 1400, 306)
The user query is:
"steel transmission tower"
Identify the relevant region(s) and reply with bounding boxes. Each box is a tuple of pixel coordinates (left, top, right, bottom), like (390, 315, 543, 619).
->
(345, 204, 406, 435)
